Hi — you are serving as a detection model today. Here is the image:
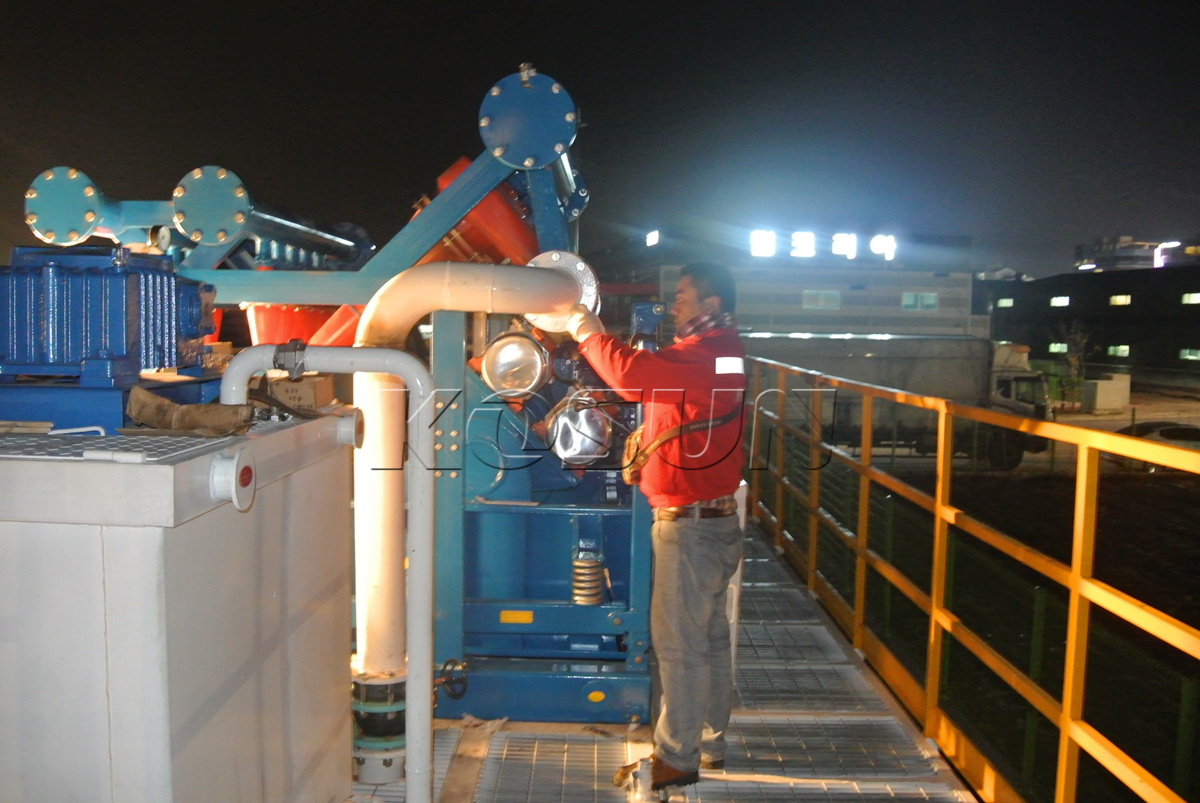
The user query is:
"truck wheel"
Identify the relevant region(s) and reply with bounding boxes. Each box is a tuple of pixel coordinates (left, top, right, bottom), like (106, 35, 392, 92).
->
(987, 428, 1024, 471)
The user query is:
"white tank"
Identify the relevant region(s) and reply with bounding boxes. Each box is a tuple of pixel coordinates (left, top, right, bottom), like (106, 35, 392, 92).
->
(0, 417, 354, 802)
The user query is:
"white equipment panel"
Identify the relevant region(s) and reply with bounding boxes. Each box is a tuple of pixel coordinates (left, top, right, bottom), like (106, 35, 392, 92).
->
(0, 417, 354, 803)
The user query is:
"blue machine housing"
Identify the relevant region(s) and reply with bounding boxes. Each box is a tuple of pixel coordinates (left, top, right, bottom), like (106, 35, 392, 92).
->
(0, 246, 218, 431)
(431, 312, 654, 724)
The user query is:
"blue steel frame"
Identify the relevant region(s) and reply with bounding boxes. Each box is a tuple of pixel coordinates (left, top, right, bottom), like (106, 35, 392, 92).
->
(430, 311, 653, 723)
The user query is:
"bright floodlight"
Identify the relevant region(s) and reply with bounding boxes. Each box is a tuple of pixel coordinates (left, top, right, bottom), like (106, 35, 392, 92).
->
(1077, 263, 1097, 270)
(790, 231, 816, 257)
(869, 234, 896, 261)
(750, 230, 777, 257)
(645, 230, 660, 247)
(832, 233, 857, 260)
(1154, 241, 1182, 268)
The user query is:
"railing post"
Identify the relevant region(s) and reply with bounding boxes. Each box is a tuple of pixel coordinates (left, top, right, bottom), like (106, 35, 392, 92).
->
(749, 362, 763, 520)
(890, 401, 899, 472)
(775, 370, 788, 550)
(1022, 585, 1049, 783)
(924, 407, 954, 736)
(806, 380, 823, 589)
(853, 393, 873, 650)
(1054, 444, 1100, 803)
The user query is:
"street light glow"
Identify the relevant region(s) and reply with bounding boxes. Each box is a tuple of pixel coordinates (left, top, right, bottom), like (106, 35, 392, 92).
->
(1154, 241, 1182, 268)
(750, 229, 777, 257)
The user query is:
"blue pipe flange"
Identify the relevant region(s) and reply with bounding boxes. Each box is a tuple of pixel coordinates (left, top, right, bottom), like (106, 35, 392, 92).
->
(171, 166, 250, 247)
(478, 64, 577, 172)
(24, 167, 107, 246)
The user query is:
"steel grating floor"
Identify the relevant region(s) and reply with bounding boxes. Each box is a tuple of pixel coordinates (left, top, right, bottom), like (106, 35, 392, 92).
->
(352, 526, 974, 802)
(473, 732, 629, 803)
(742, 538, 777, 561)
(721, 715, 936, 779)
(683, 780, 971, 801)
(738, 586, 822, 623)
(738, 622, 849, 665)
(736, 665, 887, 713)
(740, 558, 798, 586)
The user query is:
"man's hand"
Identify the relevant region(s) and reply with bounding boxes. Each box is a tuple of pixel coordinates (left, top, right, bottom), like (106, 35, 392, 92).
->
(566, 303, 605, 342)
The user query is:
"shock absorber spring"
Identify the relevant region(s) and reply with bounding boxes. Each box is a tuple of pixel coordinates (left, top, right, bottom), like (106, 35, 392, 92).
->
(572, 558, 606, 605)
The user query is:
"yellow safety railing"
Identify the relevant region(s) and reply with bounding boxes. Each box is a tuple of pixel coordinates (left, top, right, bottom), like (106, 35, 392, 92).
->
(745, 356, 1200, 803)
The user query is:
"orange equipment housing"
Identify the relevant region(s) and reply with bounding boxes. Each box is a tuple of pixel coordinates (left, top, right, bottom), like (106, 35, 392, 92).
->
(237, 157, 539, 347)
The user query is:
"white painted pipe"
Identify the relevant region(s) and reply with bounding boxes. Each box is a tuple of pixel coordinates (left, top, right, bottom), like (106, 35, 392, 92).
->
(351, 259, 580, 668)
(354, 260, 580, 349)
(219, 345, 438, 803)
(220, 261, 582, 803)
(344, 261, 580, 803)
(350, 259, 583, 669)
(219, 344, 278, 405)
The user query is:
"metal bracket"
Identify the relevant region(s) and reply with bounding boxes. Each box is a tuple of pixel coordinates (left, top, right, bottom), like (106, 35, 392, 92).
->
(273, 339, 308, 379)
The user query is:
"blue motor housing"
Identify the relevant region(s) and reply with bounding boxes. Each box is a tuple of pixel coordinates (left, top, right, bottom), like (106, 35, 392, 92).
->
(0, 246, 215, 387)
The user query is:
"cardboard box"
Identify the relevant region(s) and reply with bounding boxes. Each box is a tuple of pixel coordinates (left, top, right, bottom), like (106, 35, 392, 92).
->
(250, 373, 336, 411)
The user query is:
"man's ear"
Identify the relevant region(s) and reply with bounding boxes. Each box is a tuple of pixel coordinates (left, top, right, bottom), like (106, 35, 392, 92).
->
(702, 295, 721, 315)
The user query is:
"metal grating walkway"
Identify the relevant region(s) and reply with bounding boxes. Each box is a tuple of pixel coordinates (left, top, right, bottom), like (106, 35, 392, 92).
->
(351, 525, 974, 802)
(473, 731, 629, 803)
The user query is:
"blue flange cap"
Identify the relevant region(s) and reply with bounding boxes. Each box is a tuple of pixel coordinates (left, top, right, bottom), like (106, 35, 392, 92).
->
(24, 167, 105, 246)
(172, 166, 251, 246)
(478, 67, 577, 171)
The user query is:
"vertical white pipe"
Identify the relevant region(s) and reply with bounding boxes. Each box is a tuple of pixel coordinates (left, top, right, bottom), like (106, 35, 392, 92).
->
(352, 370, 408, 674)
(300, 348, 436, 803)
(220, 258, 583, 803)
(219, 346, 437, 803)
(350, 258, 582, 673)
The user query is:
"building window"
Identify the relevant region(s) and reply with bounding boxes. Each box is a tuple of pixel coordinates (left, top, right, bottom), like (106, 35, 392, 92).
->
(996, 298, 1014, 308)
(1183, 293, 1200, 305)
(1048, 342, 1069, 354)
(1181, 349, 1200, 361)
(1050, 296, 1070, 307)
(1107, 345, 1130, 357)
(1109, 295, 1131, 306)
(802, 290, 841, 310)
(901, 292, 938, 311)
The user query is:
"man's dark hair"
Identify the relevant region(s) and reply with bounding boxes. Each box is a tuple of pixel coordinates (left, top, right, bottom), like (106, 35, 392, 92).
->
(680, 262, 737, 313)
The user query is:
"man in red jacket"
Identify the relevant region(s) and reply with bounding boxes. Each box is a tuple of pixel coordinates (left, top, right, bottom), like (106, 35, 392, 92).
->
(566, 262, 746, 793)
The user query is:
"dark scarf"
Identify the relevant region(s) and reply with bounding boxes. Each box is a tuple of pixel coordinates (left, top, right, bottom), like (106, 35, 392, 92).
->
(675, 310, 736, 342)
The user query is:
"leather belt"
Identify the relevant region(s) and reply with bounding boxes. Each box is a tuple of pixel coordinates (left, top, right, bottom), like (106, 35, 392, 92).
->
(653, 505, 737, 522)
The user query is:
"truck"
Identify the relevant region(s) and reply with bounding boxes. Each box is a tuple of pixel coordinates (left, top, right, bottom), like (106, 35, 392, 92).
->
(741, 334, 1049, 470)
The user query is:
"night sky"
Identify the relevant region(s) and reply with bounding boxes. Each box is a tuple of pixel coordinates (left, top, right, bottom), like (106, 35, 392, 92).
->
(1, 2, 1197, 278)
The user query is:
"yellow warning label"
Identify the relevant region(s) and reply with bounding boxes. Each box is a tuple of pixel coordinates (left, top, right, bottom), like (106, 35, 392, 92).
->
(499, 610, 534, 624)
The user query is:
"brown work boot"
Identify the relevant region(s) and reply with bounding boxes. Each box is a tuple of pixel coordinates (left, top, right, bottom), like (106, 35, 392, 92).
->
(699, 757, 725, 770)
(650, 755, 700, 791)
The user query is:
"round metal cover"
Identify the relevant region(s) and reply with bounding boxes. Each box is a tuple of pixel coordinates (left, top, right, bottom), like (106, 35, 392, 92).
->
(480, 331, 551, 399)
(172, 166, 250, 246)
(523, 251, 599, 333)
(24, 166, 101, 246)
(478, 69, 577, 171)
(547, 399, 611, 466)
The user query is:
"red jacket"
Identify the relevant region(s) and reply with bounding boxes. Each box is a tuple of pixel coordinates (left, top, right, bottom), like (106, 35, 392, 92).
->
(578, 327, 746, 508)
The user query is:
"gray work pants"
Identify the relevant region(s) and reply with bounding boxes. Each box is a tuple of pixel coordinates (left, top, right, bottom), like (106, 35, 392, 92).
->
(650, 513, 744, 771)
